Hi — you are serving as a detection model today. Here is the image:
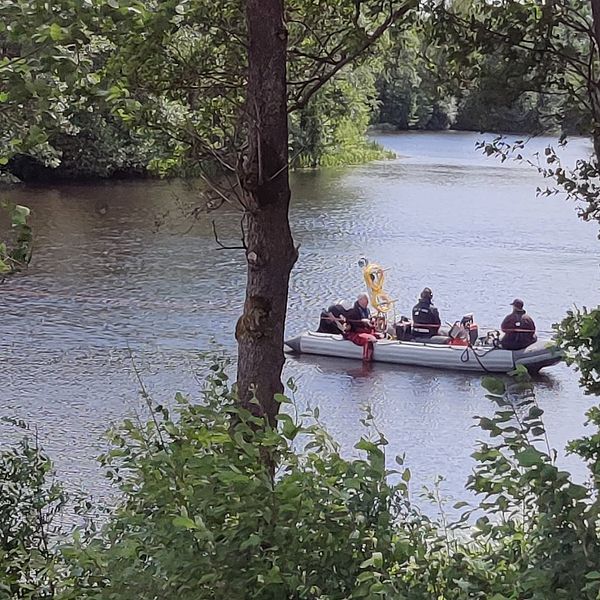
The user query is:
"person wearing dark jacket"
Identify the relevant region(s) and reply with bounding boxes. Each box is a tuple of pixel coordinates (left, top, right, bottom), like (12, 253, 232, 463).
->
(500, 299, 537, 350)
(412, 288, 441, 338)
(317, 304, 347, 334)
(344, 294, 371, 331)
(343, 294, 380, 360)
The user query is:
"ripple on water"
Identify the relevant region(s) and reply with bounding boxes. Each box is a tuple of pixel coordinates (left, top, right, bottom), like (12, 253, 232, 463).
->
(1, 131, 598, 510)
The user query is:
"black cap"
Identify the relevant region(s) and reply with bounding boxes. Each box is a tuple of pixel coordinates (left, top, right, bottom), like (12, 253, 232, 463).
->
(420, 287, 433, 300)
(511, 298, 524, 310)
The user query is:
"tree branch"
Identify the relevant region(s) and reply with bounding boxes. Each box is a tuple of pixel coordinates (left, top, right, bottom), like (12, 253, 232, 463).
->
(212, 219, 246, 251)
(288, 1, 415, 113)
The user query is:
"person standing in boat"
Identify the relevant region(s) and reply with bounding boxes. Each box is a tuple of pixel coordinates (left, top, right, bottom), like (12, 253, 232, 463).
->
(500, 299, 537, 350)
(344, 293, 381, 361)
(412, 287, 441, 338)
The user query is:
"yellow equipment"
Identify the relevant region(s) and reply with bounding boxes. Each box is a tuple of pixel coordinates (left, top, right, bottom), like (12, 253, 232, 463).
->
(361, 261, 394, 314)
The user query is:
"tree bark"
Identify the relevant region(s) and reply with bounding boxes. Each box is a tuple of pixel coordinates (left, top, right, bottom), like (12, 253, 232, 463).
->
(591, 0, 600, 51)
(236, 0, 297, 424)
(590, 0, 600, 160)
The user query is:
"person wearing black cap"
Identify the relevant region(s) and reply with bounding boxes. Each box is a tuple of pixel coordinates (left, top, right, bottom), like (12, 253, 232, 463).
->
(412, 287, 441, 338)
(500, 299, 537, 350)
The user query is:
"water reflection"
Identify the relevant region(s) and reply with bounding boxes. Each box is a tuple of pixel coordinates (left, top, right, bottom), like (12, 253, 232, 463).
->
(1, 131, 598, 507)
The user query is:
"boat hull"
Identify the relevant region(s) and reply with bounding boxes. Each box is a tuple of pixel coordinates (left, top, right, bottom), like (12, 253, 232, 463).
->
(284, 331, 562, 374)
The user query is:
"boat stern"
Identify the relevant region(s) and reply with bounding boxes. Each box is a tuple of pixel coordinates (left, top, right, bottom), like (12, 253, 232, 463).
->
(514, 341, 564, 373)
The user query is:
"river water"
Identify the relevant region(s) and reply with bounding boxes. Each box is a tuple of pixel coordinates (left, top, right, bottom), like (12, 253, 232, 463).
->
(1, 131, 599, 509)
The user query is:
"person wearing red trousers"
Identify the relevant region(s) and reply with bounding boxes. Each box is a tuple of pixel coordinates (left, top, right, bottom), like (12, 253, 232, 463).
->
(343, 294, 382, 361)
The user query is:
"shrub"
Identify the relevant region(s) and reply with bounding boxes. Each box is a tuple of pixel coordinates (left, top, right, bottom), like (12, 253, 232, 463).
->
(2, 366, 600, 599)
(0, 424, 66, 599)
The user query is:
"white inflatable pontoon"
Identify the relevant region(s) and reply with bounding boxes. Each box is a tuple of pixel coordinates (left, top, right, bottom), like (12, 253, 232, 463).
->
(284, 331, 562, 374)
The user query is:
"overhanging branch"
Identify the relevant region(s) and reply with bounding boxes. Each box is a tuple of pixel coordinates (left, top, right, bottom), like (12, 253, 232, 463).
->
(288, 1, 415, 113)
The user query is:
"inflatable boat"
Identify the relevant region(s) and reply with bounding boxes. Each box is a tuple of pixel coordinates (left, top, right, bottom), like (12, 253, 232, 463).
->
(284, 331, 563, 374)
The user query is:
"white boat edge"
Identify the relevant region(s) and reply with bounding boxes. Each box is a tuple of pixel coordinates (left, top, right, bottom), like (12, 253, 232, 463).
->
(284, 331, 564, 374)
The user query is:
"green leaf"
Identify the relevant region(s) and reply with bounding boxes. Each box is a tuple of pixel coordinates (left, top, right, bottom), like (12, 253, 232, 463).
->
(585, 571, 600, 580)
(567, 484, 588, 500)
(276, 413, 298, 440)
(516, 446, 545, 467)
(355, 438, 379, 453)
(49, 23, 66, 42)
(27, 125, 47, 146)
(481, 376, 506, 396)
(528, 406, 544, 419)
(11, 205, 30, 227)
(0, 258, 10, 274)
(172, 516, 198, 530)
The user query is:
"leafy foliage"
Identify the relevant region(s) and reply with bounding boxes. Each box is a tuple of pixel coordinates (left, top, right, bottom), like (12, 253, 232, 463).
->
(0, 0, 105, 164)
(2, 2, 600, 597)
(4, 0, 596, 178)
(422, 0, 600, 229)
(374, 25, 457, 130)
(0, 425, 66, 599)
(290, 63, 394, 167)
(0, 201, 32, 276)
(1, 365, 599, 599)
(0, 0, 416, 180)
(469, 368, 600, 599)
(425, 0, 591, 130)
(556, 307, 600, 396)
(64, 368, 415, 599)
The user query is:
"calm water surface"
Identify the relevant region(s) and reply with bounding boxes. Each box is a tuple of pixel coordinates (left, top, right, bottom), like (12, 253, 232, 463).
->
(2, 131, 599, 509)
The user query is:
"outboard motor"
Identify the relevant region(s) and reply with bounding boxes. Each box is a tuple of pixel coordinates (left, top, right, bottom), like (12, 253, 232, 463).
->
(448, 322, 468, 345)
(448, 313, 479, 346)
(461, 313, 479, 345)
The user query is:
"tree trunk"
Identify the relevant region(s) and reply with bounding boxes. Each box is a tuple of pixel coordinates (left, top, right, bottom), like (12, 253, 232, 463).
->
(590, 0, 600, 159)
(591, 0, 600, 51)
(236, 0, 297, 424)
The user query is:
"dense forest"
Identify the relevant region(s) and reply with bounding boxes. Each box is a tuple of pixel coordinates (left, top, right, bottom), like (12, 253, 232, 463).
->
(0, 0, 592, 182)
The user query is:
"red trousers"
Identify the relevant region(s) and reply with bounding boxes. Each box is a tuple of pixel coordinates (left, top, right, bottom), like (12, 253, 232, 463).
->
(346, 331, 377, 361)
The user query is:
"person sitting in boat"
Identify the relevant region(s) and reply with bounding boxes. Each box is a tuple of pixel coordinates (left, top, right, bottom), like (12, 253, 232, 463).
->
(500, 299, 537, 350)
(412, 287, 441, 339)
(317, 304, 348, 334)
(343, 293, 382, 361)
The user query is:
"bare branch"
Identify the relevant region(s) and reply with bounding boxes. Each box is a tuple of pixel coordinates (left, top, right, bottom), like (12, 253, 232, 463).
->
(212, 219, 246, 251)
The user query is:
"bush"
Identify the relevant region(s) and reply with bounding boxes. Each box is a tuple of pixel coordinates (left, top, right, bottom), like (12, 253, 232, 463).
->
(0, 202, 32, 277)
(2, 366, 600, 599)
(65, 370, 416, 599)
(0, 424, 66, 599)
